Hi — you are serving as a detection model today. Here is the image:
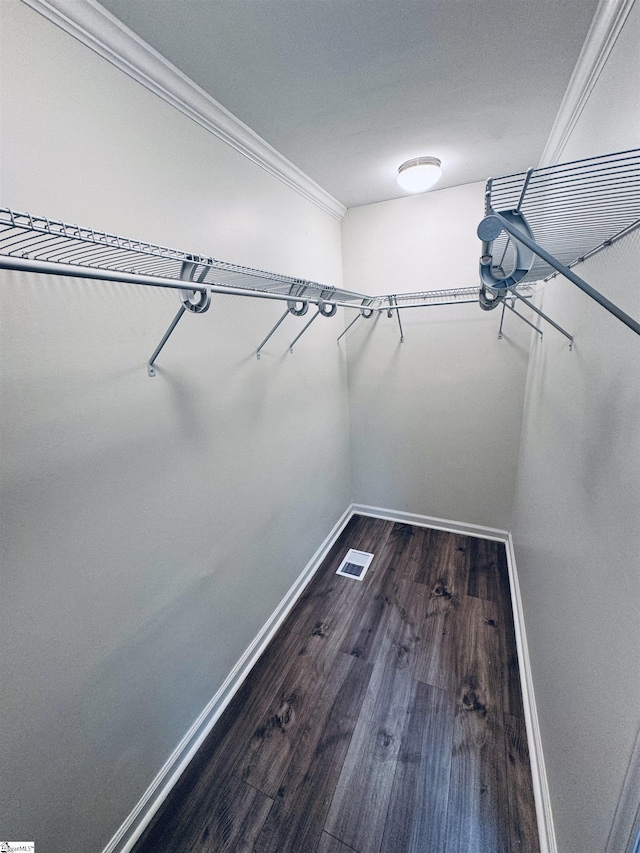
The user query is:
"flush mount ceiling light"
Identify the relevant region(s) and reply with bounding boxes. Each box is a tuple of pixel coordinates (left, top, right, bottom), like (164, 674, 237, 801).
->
(397, 156, 442, 193)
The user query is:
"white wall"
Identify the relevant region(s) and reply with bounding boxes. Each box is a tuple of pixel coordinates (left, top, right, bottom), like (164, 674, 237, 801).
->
(511, 3, 640, 851)
(342, 182, 531, 530)
(0, 3, 350, 852)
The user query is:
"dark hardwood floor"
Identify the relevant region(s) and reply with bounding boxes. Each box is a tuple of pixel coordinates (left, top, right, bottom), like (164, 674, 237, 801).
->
(133, 515, 540, 853)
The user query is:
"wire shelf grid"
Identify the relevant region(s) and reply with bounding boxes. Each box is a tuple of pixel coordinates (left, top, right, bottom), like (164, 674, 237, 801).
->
(0, 208, 366, 304)
(0, 207, 489, 310)
(486, 148, 640, 283)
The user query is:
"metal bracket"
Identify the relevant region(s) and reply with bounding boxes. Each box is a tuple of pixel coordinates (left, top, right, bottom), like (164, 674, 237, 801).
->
(497, 300, 507, 339)
(507, 301, 542, 339)
(256, 307, 290, 360)
(337, 314, 361, 344)
(147, 260, 210, 376)
(495, 289, 573, 348)
(287, 283, 310, 317)
(337, 302, 376, 345)
(256, 284, 321, 359)
(498, 298, 543, 342)
(288, 307, 321, 353)
(148, 304, 186, 376)
(510, 289, 574, 350)
(514, 167, 534, 214)
(288, 296, 338, 353)
(317, 300, 337, 317)
(392, 295, 404, 343)
(493, 163, 532, 275)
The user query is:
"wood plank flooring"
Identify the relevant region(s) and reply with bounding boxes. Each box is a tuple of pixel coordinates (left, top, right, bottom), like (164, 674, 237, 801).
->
(133, 515, 539, 853)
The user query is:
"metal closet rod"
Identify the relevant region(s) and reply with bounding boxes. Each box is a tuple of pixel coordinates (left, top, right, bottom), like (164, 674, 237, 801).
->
(0, 254, 365, 310)
(1, 254, 491, 369)
(0, 253, 486, 312)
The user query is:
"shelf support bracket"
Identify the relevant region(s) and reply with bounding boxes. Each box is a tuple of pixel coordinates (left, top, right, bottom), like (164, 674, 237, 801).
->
(510, 288, 574, 350)
(497, 300, 507, 339)
(256, 307, 290, 360)
(148, 304, 187, 376)
(337, 313, 361, 344)
(337, 302, 376, 344)
(147, 260, 210, 376)
(393, 295, 405, 343)
(505, 299, 543, 341)
(288, 308, 321, 353)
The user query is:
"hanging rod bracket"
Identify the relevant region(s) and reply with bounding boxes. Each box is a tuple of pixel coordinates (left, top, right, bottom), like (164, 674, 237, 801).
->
(287, 283, 310, 317)
(478, 209, 536, 290)
(318, 300, 337, 317)
(147, 260, 209, 376)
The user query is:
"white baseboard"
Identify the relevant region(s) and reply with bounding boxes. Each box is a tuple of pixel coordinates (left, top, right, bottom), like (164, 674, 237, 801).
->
(505, 534, 557, 853)
(102, 503, 556, 853)
(101, 504, 354, 853)
(351, 502, 510, 541)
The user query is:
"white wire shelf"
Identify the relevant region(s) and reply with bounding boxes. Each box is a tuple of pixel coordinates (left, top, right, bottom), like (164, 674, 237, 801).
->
(392, 287, 481, 308)
(0, 207, 487, 312)
(0, 206, 497, 370)
(0, 207, 369, 306)
(485, 148, 640, 284)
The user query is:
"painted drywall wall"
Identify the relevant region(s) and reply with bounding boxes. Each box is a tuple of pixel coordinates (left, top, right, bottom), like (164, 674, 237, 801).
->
(511, 3, 640, 851)
(342, 182, 532, 529)
(0, 3, 350, 852)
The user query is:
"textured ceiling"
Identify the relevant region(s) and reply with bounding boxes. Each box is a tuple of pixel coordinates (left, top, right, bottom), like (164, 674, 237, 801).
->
(99, 0, 599, 209)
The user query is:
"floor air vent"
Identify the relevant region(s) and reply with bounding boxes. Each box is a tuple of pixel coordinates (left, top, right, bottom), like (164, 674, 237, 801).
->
(336, 549, 374, 581)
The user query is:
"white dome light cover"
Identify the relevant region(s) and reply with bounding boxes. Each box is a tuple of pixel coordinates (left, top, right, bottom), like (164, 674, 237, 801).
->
(397, 156, 442, 193)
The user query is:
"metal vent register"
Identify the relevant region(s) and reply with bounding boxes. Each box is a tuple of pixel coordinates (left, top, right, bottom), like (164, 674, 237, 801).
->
(336, 549, 374, 581)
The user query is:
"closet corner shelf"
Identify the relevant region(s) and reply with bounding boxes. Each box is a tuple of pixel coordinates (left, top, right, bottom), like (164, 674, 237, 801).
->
(2, 146, 637, 374)
(477, 147, 640, 338)
(0, 206, 485, 372)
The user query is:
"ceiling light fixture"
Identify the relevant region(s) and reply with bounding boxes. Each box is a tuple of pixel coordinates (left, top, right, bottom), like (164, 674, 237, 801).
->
(397, 156, 442, 193)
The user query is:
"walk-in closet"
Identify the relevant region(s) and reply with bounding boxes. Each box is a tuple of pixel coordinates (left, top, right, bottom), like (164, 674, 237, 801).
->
(1, 1, 639, 852)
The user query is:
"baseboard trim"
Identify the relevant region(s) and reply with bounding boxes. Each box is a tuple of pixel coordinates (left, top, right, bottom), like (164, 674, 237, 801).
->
(100, 504, 354, 853)
(351, 503, 510, 542)
(505, 534, 557, 853)
(102, 503, 556, 853)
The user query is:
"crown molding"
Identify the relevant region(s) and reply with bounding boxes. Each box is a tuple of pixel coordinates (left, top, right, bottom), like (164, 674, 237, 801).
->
(20, 0, 347, 221)
(540, 0, 637, 166)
